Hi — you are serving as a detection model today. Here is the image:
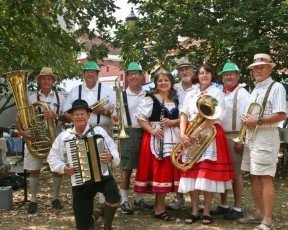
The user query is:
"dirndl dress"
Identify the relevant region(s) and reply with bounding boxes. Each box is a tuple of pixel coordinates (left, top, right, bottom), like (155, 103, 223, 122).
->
(134, 95, 181, 194)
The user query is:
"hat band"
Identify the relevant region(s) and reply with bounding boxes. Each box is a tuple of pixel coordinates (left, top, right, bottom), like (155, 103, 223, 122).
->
(253, 57, 272, 64)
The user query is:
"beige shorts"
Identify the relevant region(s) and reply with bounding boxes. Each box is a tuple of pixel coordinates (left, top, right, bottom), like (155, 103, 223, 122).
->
(23, 145, 45, 170)
(226, 133, 243, 176)
(241, 127, 280, 177)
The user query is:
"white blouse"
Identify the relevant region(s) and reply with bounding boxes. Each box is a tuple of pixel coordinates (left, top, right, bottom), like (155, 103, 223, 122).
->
(136, 96, 180, 159)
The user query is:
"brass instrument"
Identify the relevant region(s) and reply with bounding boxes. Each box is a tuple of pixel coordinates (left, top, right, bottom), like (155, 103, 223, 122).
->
(111, 78, 129, 139)
(90, 97, 109, 110)
(2, 70, 55, 159)
(233, 102, 263, 144)
(171, 95, 221, 171)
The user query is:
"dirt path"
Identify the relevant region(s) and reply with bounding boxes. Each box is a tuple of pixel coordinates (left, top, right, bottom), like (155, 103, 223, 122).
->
(1, 170, 287, 230)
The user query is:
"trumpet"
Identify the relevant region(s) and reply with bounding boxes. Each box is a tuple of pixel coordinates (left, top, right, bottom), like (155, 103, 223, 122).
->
(233, 102, 263, 143)
(90, 97, 109, 110)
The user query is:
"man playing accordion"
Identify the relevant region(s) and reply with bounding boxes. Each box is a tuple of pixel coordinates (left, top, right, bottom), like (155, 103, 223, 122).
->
(47, 99, 120, 230)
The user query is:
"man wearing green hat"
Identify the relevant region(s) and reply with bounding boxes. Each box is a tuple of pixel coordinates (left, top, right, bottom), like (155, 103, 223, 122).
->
(115, 61, 153, 215)
(64, 61, 115, 131)
(210, 61, 250, 220)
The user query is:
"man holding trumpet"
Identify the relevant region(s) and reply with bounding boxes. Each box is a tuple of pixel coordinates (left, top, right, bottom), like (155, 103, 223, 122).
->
(238, 54, 287, 230)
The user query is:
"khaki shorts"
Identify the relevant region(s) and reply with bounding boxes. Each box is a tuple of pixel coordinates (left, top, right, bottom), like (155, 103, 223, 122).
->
(225, 133, 243, 176)
(241, 127, 280, 177)
(23, 145, 45, 170)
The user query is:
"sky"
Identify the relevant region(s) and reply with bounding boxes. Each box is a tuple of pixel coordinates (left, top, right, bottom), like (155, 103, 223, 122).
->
(60, 0, 135, 92)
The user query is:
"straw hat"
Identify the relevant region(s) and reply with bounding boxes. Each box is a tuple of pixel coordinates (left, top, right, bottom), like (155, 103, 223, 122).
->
(247, 53, 276, 69)
(36, 67, 56, 81)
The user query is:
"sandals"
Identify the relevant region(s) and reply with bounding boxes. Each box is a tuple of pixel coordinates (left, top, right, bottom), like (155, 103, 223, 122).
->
(238, 213, 263, 224)
(185, 214, 200, 224)
(202, 215, 212, 225)
(254, 222, 275, 230)
(154, 211, 176, 221)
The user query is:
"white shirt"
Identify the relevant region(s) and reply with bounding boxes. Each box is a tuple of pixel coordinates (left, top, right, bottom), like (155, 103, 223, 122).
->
(47, 124, 120, 174)
(221, 86, 250, 132)
(121, 87, 146, 128)
(249, 77, 287, 127)
(63, 82, 115, 126)
(29, 90, 65, 134)
(174, 82, 196, 110)
(181, 83, 225, 122)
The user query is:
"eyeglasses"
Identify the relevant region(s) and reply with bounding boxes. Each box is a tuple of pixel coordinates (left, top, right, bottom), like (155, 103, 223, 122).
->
(223, 73, 238, 77)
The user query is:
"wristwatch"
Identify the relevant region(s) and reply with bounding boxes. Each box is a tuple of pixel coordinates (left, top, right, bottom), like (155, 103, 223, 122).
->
(257, 118, 263, 126)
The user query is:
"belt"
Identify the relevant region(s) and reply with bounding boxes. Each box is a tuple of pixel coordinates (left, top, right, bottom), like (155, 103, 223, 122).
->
(225, 131, 239, 134)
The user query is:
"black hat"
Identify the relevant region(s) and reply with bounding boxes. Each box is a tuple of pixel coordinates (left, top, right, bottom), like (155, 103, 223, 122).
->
(67, 99, 93, 114)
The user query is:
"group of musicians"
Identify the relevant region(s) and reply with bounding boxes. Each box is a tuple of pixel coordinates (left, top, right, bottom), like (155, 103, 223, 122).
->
(14, 53, 287, 230)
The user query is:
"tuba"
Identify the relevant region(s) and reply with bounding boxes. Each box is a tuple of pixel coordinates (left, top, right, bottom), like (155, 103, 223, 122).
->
(2, 70, 55, 159)
(171, 95, 221, 171)
(233, 102, 263, 144)
(111, 77, 129, 139)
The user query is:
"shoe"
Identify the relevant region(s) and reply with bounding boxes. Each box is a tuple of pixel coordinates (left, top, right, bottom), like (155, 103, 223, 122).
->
(224, 209, 244, 220)
(167, 196, 185, 210)
(185, 214, 200, 224)
(51, 199, 63, 209)
(134, 199, 154, 209)
(27, 202, 38, 214)
(202, 215, 212, 225)
(253, 222, 275, 230)
(154, 211, 176, 221)
(121, 201, 134, 215)
(238, 213, 263, 224)
(210, 205, 230, 215)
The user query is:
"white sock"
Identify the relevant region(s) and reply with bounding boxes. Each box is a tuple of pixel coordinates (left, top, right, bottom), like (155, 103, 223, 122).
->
(135, 193, 143, 203)
(98, 193, 105, 204)
(220, 204, 229, 209)
(120, 189, 129, 204)
(233, 207, 242, 212)
(30, 177, 40, 203)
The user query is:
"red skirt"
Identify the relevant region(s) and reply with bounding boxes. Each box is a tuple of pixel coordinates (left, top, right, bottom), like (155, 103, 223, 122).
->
(134, 131, 180, 194)
(181, 124, 235, 181)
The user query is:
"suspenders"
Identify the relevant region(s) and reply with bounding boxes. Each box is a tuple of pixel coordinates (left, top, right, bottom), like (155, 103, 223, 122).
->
(122, 91, 132, 127)
(37, 91, 60, 125)
(78, 84, 102, 125)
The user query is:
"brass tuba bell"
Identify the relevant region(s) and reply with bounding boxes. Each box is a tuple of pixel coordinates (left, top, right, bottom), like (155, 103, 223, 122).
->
(171, 95, 222, 171)
(2, 70, 55, 159)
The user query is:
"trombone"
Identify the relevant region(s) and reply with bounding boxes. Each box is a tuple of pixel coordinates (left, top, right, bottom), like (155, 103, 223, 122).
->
(111, 78, 129, 140)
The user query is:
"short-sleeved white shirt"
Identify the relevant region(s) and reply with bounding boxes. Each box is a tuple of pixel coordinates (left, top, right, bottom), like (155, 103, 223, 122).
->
(174, 82, 196, 109)
(248, 77, 287, 127)
(29, 90, 65, 134)
(221, 86, 250, 132)
(122, 87, 146, 128)
(181, 83, 225, 122)
(63, 82, 115, 127)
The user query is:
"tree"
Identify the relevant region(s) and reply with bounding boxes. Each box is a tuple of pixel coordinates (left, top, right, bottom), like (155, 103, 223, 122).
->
(0, 0, 120, 114)
(114, 0, 288, 85)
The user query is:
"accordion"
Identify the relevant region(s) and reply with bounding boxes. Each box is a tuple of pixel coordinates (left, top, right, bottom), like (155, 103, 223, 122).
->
(65, 134, 110, 187)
